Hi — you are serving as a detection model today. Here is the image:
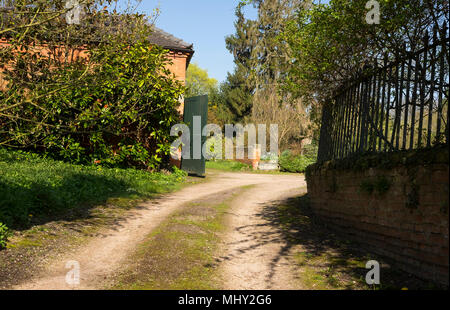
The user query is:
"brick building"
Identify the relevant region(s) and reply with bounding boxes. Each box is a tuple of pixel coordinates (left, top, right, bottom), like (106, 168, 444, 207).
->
(0, 26, 194, 101)
(149, 27, 194, 84)
(1, 22, 193, 168)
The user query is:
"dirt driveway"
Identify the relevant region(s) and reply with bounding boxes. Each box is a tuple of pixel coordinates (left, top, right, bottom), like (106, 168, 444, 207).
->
(12, 171, 306, 290)
(219, 180, 307, 289)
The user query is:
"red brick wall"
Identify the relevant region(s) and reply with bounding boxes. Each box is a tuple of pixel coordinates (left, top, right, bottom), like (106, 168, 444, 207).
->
(166, 51, 189, 84)
(165, 51, 190, 114)
(306, 149, 449, 285)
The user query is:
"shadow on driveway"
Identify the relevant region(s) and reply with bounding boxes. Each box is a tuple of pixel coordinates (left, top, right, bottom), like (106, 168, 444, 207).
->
(256, 194, 440, 290)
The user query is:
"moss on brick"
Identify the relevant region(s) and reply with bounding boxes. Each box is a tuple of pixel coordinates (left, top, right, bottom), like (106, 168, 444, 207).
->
(306, 144, 449, 286)
(306, 144, 449, 181)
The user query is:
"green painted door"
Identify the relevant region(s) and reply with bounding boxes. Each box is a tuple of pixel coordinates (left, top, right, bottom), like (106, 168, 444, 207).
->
(181, 95, 208, 177)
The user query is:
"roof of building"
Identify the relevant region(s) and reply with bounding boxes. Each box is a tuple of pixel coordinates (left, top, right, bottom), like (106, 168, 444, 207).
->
(149, 27, 194, 53)
(1, 8, 194, 66)
(149, 27, 194, 67)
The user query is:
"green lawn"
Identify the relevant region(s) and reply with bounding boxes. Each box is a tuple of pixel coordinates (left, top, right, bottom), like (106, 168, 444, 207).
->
(206, 159, 310, 175)
(206, 160, 252, 172)
(0, 148, 186, 233)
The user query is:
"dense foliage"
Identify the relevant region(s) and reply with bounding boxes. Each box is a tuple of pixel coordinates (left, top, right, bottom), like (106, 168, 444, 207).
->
(284, 0, 449, 100)
(1, 41, 183, 168)
(221, 3, 258, 124)
(0, 222, 10, 249)
(279, 144, 318, 173)
(217, 66, 255, 124)
(0, 1, 184, 169)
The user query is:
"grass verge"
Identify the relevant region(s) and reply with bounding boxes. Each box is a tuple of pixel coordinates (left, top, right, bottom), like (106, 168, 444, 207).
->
(205, 160, 252, 172)
(111, 187, 250, 290)
(278, 151, 316, 173)
(0, 148, 190, 288)
(206, 160, 293, 175)
(0, 148, 186, 232)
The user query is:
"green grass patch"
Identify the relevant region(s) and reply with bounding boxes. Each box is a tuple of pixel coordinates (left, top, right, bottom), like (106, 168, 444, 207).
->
(206, 160, 292, 175)
(293, 251, 369, 290)
(0, 148, 186, 233)
(206, 160, 252, 172)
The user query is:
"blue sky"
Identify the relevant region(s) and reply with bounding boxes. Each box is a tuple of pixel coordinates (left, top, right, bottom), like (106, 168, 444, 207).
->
(128, 1, 258, 83)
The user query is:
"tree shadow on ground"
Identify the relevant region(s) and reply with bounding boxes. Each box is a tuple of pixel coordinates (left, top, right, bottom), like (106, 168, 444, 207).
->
(0, 173, 154, 232)
(0, 171, 174, 288)
(256, 193, 442, 290)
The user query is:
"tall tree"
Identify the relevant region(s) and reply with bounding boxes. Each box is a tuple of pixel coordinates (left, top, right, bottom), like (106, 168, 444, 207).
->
(222, 3, 258, 123)
(223, 0, 317, 148)
(248, 0, 316, 149)
(249, 0, 297, 86)
(220, 65, 254, 123)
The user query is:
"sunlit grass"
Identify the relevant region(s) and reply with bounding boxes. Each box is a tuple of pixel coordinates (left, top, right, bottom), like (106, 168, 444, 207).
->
(0, 148, 186, 230)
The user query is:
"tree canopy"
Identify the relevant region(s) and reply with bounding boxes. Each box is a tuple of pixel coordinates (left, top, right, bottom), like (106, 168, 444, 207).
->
(185, 63, 218, 98)
(284, 0, 449, 101)
(223, 0, 448, 148)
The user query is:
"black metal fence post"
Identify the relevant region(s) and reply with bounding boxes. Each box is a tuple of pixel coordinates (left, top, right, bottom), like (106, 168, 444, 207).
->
(318, 101, 333, 162)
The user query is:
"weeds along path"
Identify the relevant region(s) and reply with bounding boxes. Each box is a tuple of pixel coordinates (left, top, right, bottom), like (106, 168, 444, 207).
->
(13, 172, 305, 290)
(218, 175, 307, 290)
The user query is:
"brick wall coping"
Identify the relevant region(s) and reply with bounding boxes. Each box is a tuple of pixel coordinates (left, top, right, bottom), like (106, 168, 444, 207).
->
(306, 144, 449, 178)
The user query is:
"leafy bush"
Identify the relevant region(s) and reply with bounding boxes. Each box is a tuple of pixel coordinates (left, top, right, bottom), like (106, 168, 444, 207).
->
(204, 136, 223, 161)
(0, 148, 186, 229)
(260, 152, 279, 161)
(0, 222, 10, 249)
(279, 149, 317, 173)
(302, 144, 319, 159)
(1, 40, 183, 170)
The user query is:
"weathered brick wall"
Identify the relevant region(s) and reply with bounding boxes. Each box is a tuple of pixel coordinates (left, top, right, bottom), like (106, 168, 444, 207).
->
(165, 51, 189, 114)
(306, 147, 449, 285)
(166, 51, 189, 84)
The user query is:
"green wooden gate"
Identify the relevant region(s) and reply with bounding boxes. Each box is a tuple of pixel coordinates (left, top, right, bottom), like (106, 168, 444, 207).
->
(181, 95, 208, 177)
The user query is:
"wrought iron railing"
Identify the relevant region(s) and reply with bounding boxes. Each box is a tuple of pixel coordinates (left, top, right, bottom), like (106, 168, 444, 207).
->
(318, 24, 449, 162)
